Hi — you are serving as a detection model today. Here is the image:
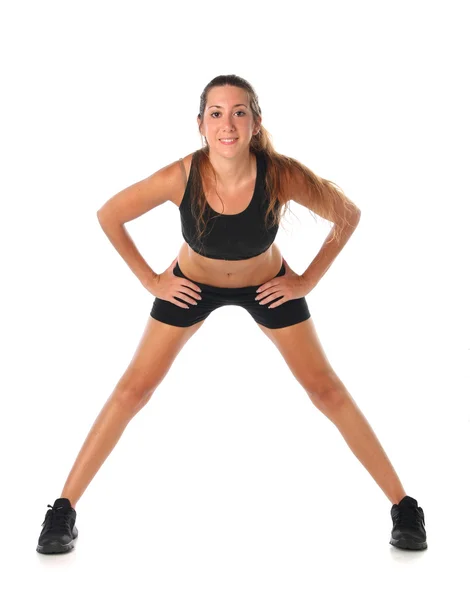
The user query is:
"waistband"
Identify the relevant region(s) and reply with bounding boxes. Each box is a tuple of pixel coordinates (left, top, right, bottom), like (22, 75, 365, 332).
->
(173, 261, 286, 293)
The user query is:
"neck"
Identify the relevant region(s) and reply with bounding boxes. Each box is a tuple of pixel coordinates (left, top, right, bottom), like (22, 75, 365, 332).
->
(207, 150, 254, 189)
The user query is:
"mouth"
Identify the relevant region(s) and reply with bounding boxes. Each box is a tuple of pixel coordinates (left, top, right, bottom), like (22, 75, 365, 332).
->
(219, 138, 238, 145)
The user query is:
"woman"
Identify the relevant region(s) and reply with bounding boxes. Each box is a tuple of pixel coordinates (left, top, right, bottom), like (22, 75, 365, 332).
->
(36, 74, 427, 554)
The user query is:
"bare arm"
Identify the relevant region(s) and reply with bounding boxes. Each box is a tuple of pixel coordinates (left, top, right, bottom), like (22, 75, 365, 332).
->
(96, 221, 158, 292)
(301, 218, 360, 289)
(96, 159, 181, 292)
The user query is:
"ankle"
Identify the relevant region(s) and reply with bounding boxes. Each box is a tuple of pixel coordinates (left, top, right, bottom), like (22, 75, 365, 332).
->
(59, 494, 77, 510)
(392, 494, 407, 505)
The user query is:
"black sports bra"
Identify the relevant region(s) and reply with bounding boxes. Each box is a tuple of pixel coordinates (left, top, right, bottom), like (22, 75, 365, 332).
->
(178, 151, 279, 260)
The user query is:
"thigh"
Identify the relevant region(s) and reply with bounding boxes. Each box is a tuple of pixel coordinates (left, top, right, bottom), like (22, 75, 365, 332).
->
(116, 315, 206, 397)
(248, 296, 311, 329)
(150, 262, 220, 327)
(236, 262, 311, 330)
(256, 317, 341, 394)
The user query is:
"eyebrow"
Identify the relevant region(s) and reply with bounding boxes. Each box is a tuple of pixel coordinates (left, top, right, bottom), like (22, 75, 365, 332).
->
(207, 104, 247, 109)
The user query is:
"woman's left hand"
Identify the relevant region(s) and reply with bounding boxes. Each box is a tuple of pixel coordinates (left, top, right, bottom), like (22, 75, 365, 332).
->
(255, 257, 311, 309)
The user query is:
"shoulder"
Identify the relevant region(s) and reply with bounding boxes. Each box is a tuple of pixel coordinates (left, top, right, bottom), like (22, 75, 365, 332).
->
(258, 150, 298, 207)
(178, 151, 196, 179)
(258, 149, 296, 180)
(167, 151, 199, 208)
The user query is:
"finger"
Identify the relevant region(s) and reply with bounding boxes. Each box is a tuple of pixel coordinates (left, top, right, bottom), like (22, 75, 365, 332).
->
(174, 300, 190, 309)
(269, 293, 287, 307)
(183, 280, 202, 293)
(256, 284, 281, 300)
(180, 292, 198, 304)
(258, 291, 278, 304)
(256, 280, 280, 293)
(260, 292, 284, 305)
(255, 289, 268, 300)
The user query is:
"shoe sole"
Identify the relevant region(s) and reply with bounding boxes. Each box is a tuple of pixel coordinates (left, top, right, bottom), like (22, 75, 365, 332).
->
(36, 532, 78, 554)
(390, 536, 427, 550)
(36, 541, 75, 554)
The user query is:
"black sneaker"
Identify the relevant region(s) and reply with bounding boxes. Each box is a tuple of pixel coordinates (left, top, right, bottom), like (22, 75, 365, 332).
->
(390, 495, 427, 550)
(36, 498, 78, 554)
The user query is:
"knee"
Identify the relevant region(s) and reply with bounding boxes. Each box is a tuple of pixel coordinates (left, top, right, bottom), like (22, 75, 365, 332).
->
(113, 381, 154, 414)
(306, 370, 349, 411)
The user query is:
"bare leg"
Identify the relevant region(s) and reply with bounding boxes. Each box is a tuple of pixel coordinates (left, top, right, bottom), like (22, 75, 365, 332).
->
(253, 319, 407, 507)
(309, 386, 407, 506)
(59, 316, 206, 509)
(60, 388, 147, 508)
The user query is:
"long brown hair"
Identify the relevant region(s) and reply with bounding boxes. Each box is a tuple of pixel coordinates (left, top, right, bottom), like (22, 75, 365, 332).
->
(191, 74, 358, 248)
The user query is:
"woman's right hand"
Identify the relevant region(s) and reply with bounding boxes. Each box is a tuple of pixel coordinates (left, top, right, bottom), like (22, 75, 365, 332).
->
(149, 257, 202, 309)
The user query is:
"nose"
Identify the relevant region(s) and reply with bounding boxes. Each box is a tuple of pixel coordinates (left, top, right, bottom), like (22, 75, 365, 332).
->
(220, 115, 236, 132)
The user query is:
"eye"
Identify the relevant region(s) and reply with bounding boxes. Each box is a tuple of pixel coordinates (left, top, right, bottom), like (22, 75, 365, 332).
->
(210, 111, 246, 118)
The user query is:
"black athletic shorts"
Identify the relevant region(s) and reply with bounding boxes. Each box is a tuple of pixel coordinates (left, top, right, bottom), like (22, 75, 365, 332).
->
(150, 261, 311, 329)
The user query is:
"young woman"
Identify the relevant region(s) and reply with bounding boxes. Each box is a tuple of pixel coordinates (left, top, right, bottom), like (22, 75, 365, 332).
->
(36, 75, 427, 554)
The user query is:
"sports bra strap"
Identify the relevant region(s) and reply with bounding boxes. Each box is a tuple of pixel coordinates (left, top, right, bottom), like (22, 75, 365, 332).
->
(178, 158, 187, 186)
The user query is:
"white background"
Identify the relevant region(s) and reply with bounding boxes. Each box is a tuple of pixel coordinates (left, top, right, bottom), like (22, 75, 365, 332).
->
(1, 0, 469, 598)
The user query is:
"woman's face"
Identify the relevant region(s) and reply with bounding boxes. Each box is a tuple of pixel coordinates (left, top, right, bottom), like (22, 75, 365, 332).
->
(198, 86, 260, 155)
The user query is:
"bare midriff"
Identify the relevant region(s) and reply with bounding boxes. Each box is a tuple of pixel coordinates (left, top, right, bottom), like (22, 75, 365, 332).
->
(172, 152, 283, 288)
(176, 240, 283, 288)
